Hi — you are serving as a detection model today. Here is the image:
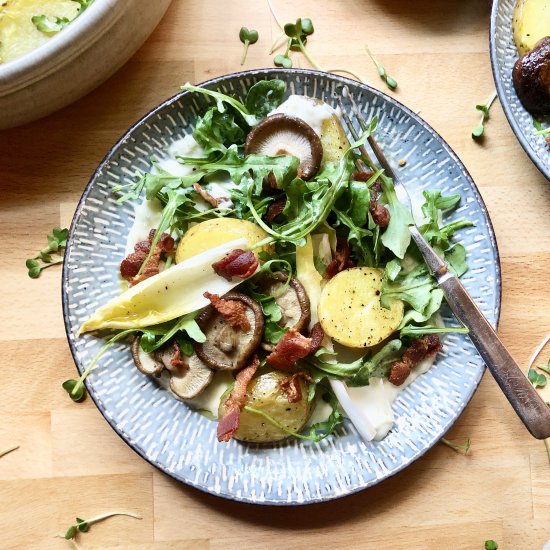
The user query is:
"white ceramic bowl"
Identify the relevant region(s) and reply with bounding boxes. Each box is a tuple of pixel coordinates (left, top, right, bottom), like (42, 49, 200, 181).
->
(0, 0, 172, 129)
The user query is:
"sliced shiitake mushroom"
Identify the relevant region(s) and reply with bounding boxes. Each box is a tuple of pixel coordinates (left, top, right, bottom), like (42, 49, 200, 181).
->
(170, 354, 214, 400)
(131, 335, 164, 377)
(245, 114, 323, 180)
(195, 292, 264, 371)
(258, 272, 311, 332)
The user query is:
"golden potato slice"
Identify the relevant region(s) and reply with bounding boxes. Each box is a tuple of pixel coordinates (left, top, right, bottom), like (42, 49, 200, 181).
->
(176, 218, 272, 263)
(318, 267, 404, 348)
(513, 0, 550, 55)
(221, 370, 313, 443)
(319, 111, 350, 166)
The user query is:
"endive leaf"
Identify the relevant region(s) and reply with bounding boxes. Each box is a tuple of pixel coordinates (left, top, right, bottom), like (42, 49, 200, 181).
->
(79, 239, 250, 333)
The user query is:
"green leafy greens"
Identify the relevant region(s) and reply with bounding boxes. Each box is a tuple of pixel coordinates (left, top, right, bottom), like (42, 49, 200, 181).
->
(26, 227, 68, 278)
(239, 27, 259, 65)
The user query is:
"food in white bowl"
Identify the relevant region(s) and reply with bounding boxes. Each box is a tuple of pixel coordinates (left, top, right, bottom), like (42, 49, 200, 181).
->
(73, 80, 473, 445)
(0, 0, 172, 129)
(0, 0, 92, 64)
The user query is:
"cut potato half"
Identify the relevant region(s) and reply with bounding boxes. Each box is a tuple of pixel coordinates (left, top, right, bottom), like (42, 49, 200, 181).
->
(176, 218, 272, 263)
(513, 0, 550, 55)
(318, 267, 404, 348)
(317, 103, 350, 166)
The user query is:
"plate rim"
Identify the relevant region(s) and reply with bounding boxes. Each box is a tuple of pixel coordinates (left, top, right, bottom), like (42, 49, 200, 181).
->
(489, 0, 550, 181)
(62, 67, 502, 505)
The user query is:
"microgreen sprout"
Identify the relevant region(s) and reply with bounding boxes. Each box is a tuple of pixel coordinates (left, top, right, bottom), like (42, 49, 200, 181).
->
(365, 45, 397, 90)
(484, 540, 498, 550)
(239, 27, 259, 65)
(472, 90, 498, 139)
(440, 437, 472, 455)
(528, 368, 547, 389)
(63, 329, 137, 402)
(60, 512, 141, 544)
(283, 18, 320, 70)
(532, 118, 550, 142)
(26, 227, 68, 278)
(0, 445, 19, 459)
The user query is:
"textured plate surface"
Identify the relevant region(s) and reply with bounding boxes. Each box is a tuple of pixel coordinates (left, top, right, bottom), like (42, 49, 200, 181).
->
(490, 0, 550, 180)
(63, 69, 501, 505)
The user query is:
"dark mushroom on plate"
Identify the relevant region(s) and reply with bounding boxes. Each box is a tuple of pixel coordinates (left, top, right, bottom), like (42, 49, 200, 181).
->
(195, 292, 264, 370)
(513, 36, 550, 116)
(244, 113, 323, 181)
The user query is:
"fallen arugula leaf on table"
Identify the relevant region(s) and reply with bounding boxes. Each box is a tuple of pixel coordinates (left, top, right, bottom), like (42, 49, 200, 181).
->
(440, 437, 472, 455)
(60, 512, 141, 544)
(472, 90, 497, 139)
(26, 227, 69, 278)
(0, 445, 19, 459)
(239, 27, 259, 65)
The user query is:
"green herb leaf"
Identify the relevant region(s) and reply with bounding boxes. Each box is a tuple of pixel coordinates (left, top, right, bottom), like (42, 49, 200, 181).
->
(274, 54, 292, 68)
(365, 45, 398, 91)
(64, 525, 77, 540)
(62, 379, 86, 402)
(484, 540, 498, 550)
(32, 14, 71, 33)
(245, 79, 286, 118)
(347, 339, 403, 386)
(537, 360, 550, 375)
(381, 265, 436, 313)
(445, 243, 469, 277)
(528, 368, 547, 389)
(239, 27, 259, 65)
(400, 325, 469, 338)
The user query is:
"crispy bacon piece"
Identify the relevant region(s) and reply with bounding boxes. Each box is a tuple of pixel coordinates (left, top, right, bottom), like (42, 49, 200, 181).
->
(169, 342, 188, 372)
(351, 169, 374, 182)
(217, 355, 260, 442)
(388, 335, 442, 386)
(279, 371, 315, 403)
(265, 196, 287, 223)
(266, 324, 324, 371)
(193, 183, 222, 208)
(325, 237, 356, 279)
(120, 229, 175, 286)
(212, 249, 259, 281)
(203, 292, 250, 332)
(369, 179, 390, 228)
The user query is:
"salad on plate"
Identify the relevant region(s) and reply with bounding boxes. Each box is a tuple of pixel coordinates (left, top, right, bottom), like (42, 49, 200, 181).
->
(74, 79, 472, 445)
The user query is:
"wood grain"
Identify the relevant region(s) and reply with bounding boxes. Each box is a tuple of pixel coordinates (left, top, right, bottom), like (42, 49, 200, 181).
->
(1, 0, 550, 548)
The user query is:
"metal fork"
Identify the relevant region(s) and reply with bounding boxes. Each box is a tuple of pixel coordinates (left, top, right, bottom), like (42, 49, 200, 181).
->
(337, 92, 550, 440)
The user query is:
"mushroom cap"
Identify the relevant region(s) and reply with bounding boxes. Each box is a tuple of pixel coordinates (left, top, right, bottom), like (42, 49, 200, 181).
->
(244, 114, 323, 180)
(195, 292, 264, 371)
(170, 354, 214, 400)
(513, 37, 550, 116)
(131, 335, 164, 377)
(259, 272, 311, 333)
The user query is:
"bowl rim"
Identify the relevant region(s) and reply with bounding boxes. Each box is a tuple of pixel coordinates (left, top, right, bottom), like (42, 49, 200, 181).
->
(489, 0, 549, 181)
(62, 67, 502, 505)
(0, 0, 122, 91)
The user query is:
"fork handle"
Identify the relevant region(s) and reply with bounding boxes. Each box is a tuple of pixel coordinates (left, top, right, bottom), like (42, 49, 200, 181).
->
(409, 226, 550, 439)
(438, 271, 550, 439)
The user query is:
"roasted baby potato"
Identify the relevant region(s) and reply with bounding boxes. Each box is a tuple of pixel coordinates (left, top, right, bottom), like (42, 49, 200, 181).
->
(316, 100, 351, 166)
(513, 0, 550, 56)
(175, 218, 272, 263)
(318, 267, 404, 348)
(220, 370, 314, 443)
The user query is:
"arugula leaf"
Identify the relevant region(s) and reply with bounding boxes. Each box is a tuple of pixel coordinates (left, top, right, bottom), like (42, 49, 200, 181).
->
(264, 320, 287, 344)
(528, 368, 547, 389)
(421, 189, 461, 221)
(347, 339, 403, 386)
(445, 243, 469, 277)
(380, 174, 413, 259)
(398, 288, 444, 328)
(32, 15, 70, 33)
(381, 265, 436, 313)
(193, 106, 245, 155)
(245, 79, 286, 118)
(307, 355, 364, 378)
(139, 313, 205, 353)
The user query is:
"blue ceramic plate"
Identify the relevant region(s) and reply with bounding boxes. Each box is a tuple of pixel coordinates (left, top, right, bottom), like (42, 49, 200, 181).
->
(63, 69, 501, 505)
(490, 0, 550, 180)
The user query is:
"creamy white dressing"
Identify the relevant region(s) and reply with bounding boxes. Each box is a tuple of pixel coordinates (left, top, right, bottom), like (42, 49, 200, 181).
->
(125, 197, 164, 255)
(270, 94, 336, 137)
(185, 370, 234, 416)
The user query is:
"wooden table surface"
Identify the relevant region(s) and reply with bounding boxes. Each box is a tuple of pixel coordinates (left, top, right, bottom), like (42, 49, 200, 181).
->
(2, 0, 550, 548)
